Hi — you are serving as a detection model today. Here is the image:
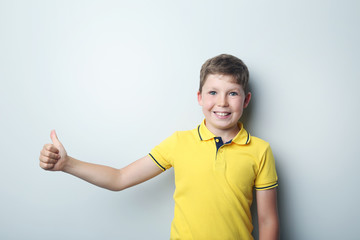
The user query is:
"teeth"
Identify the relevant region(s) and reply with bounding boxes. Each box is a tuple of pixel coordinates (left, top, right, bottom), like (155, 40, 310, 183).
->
(215, 112, 230, 116)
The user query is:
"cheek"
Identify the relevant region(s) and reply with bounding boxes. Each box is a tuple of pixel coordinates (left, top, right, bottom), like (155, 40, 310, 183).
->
(201, 96, 214, 109)
(202, 103, 211, 112)
(231, 99, 244, 111)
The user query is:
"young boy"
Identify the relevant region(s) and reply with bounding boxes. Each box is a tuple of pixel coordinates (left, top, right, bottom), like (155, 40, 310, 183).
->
(39, 54, 279, 240)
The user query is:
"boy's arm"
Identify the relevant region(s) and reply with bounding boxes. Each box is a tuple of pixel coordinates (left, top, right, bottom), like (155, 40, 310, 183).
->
(39, 130, 163, 191)
(256, 188, 279, 240)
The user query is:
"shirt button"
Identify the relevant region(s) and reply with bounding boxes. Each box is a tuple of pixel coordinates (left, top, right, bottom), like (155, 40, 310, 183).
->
(215, 139, 219, 142)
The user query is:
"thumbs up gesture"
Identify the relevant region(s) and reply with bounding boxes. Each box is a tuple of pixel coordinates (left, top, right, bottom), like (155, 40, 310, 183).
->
(39, 130, 69, 171)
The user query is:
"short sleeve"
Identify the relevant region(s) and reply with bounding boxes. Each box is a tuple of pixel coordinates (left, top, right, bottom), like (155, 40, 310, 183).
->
(254, 144, 278, 190)
(149, 132, 178, 171)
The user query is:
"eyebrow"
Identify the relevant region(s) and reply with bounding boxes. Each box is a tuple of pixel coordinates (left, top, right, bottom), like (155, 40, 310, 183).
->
(228, 88, 241, 91)
(204, 87, 241, 92)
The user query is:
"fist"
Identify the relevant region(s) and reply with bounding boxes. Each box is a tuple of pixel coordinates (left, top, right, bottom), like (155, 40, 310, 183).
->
(39, 130, 68, 171)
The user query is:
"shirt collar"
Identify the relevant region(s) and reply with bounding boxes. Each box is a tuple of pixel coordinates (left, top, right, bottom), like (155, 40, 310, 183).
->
(197, 119, 251, 145)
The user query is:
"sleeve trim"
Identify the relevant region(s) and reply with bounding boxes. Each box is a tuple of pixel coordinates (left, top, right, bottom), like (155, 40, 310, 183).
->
(149, 153, 166, 171)
(255, 182, 278, 191)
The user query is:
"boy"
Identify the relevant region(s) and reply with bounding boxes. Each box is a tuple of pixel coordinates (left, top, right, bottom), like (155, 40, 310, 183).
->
(39, 54, 279, 240)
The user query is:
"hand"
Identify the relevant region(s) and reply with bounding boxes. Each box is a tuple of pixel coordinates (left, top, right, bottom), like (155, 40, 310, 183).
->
(39, 130, 69, 171)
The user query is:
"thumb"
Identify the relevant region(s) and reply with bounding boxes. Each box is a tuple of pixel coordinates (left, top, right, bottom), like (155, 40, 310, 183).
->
(50, 130, 61, 145)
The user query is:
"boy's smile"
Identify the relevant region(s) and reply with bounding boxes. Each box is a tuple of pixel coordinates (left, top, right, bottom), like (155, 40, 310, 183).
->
(197, 74, 251, 139)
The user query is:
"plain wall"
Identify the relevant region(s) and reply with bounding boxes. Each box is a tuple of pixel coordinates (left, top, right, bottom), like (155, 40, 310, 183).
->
(1, 0, 359, 239)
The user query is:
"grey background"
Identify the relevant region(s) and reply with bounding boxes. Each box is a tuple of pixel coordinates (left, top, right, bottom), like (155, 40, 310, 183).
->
(1, 0, 359, 239)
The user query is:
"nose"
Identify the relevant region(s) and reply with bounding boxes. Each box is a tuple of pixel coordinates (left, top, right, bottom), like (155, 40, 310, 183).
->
(217, 94, 229, 107)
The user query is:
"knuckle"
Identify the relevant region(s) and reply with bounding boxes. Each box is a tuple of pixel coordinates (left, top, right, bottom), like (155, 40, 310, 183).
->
(50, 158, 58, 164)
(42, 162, 53, 169)
(45, 151, 51, 158)
(40, 149, 47, 156)
(50, 152, 56, 159)
(47, 157, 55, 163)
(43, 156, 51, 163)
(40, 162, 47, 169)
(42, 156, 49, 163)
(46, 144, 53, 151)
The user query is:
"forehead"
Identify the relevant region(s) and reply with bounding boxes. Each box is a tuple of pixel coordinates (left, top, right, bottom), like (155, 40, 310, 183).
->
(203, 74, 241, 89)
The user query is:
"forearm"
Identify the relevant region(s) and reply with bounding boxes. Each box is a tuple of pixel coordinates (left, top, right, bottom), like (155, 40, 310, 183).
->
(256, 188, 279, 240)
(258, 217, 279, 240)
(63, 156, 122, 191)
(40, 132, 163, 191)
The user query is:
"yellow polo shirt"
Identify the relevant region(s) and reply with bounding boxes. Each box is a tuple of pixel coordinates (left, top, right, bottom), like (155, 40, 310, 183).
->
(149, 121, 278, 240)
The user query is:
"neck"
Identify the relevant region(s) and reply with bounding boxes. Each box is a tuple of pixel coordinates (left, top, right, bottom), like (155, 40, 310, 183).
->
(218, 131, 238, 143)
(205, 123, 240, 143)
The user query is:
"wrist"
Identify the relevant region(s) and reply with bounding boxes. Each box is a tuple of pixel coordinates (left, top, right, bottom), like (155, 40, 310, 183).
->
(62, 155, 74, 173)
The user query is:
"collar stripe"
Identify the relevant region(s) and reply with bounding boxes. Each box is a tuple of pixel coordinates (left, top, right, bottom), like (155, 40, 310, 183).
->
(197, 125, 203, 141)
(197, 120, 250, 145)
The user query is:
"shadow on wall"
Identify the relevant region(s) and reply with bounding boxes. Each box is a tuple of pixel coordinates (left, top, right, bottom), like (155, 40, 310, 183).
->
(240, 81, 254, 131)
(243, 81, 291, 239)
(273, 150, 296, 240)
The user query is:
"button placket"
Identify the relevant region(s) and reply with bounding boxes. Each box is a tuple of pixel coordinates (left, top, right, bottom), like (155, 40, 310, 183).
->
(214, 138, 226, 171)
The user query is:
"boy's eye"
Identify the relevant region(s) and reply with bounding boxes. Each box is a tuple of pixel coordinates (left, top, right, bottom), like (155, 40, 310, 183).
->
(209, 91, 217, 95)
(229, 92, 238, 96)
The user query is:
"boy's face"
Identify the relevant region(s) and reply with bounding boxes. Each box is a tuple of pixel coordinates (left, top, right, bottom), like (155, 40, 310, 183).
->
(197, 74, 251, 136)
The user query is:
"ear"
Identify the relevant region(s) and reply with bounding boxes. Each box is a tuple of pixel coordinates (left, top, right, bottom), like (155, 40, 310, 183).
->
(197, 91, 203, 106)
(243, 92, 251, 108)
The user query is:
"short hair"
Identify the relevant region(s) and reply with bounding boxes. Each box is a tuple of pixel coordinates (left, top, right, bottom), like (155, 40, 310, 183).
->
(199, 54, 249, 93)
